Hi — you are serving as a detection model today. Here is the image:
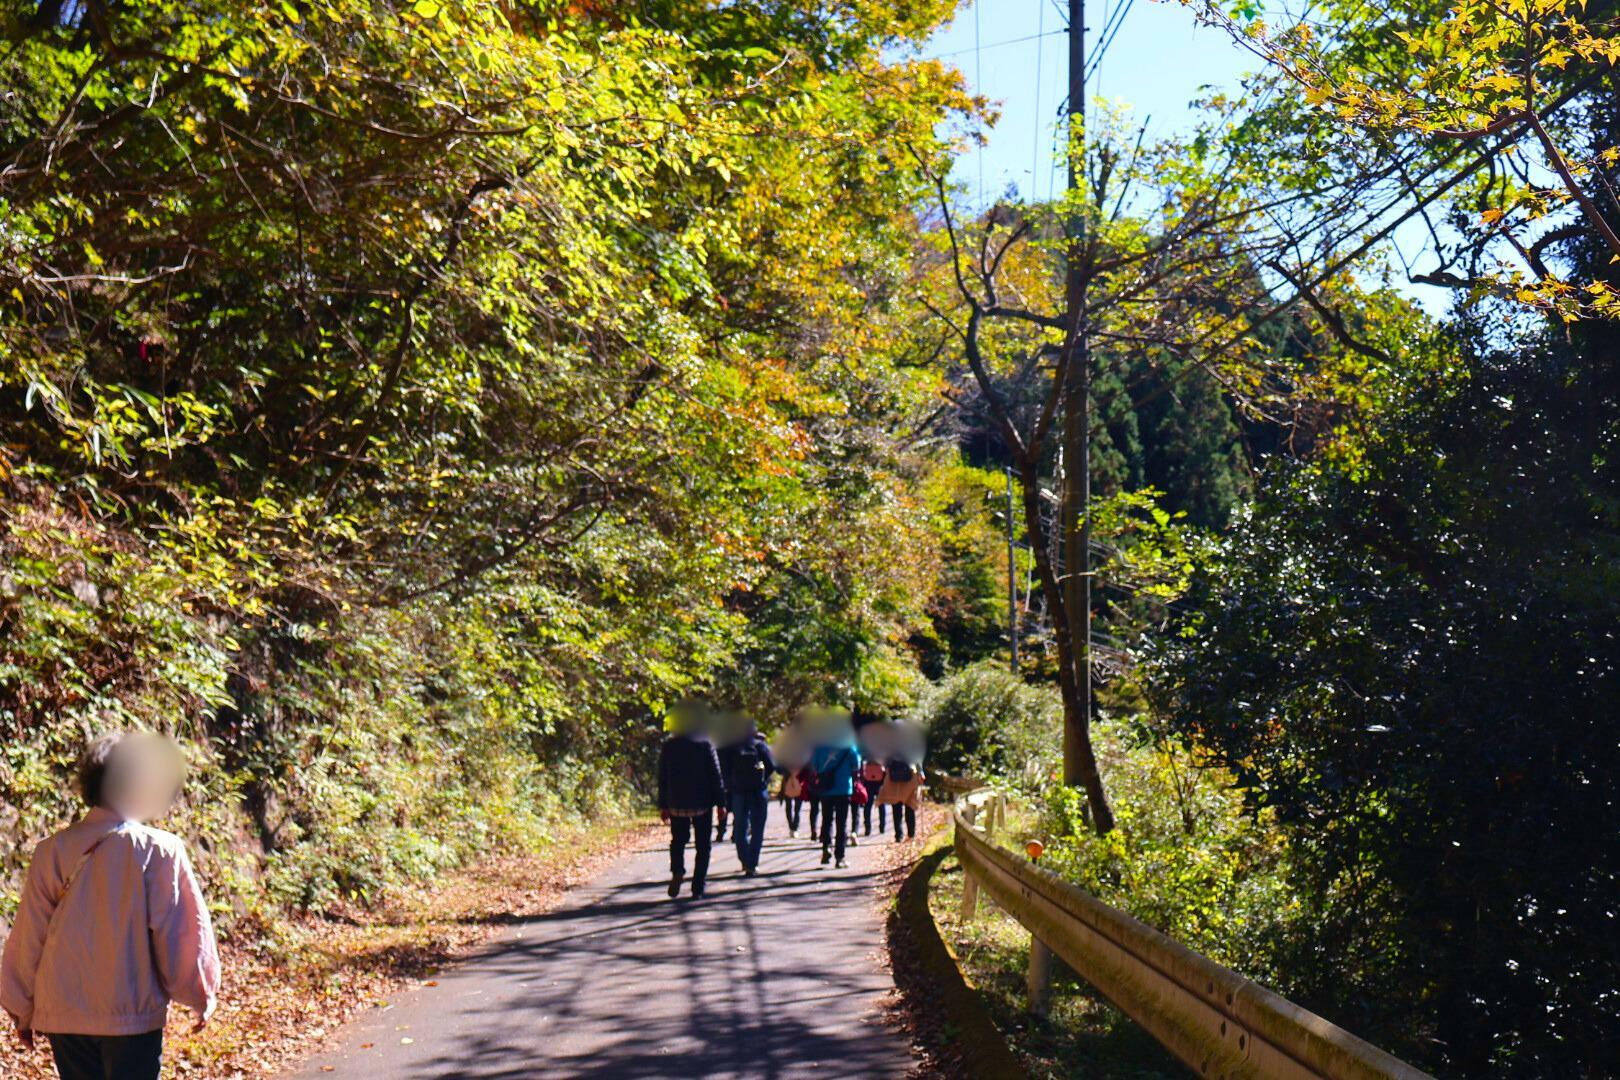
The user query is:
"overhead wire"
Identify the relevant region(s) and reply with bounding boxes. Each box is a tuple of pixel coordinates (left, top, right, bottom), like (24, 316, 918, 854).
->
(921, 28, 1066, 61)
(976, 0, 985, 207)
(1085, 0, 1138, 85)
(1031, 0, 1045, 202)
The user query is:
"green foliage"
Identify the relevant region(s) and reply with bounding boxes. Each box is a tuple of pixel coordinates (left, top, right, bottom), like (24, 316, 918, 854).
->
(0, 0, 984, 925)
(1037, 724, 1291, 974)
(1147, 331, 1620, 1071)
(1094, 354, 1251, 530)
(913, 659, 1062, 789)
(929, 850, 1186, 1080)
(910, 461, 1021, 678)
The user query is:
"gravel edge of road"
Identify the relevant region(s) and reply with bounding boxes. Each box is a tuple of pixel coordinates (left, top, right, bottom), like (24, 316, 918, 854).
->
(869, 803, 1028, 1080)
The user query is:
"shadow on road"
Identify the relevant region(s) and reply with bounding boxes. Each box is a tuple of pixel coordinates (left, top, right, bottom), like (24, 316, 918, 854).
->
(295, 820, 910, 1079)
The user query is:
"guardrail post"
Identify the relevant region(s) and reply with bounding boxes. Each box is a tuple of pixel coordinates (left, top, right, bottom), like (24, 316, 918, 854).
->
(996, 793, 1007, 832)
(1026, 935, 1053, 1017)
(960, 869, 980, 921)
(984, 795, 998, 841)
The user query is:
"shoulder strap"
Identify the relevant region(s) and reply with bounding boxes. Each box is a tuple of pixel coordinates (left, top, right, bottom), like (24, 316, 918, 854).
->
(43, 829, 117, 946)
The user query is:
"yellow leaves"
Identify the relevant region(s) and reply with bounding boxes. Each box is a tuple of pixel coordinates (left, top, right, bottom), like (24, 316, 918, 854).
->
(1480, 208, 1506, 224)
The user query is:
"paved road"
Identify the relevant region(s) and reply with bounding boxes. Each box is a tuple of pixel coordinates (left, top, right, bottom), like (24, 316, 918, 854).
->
(293, 808, 912, 1079)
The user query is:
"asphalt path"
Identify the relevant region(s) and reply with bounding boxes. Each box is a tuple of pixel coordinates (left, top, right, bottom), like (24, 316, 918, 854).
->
(292, 804, 914, 1079)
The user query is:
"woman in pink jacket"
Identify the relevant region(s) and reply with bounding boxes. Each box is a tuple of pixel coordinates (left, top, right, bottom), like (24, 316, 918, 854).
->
(1, 732, 220, 1080)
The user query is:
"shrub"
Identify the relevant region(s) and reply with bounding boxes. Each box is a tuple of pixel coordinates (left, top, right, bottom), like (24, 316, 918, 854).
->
(1037, 722, 1293, 974)
(913, 659, 1062, 789)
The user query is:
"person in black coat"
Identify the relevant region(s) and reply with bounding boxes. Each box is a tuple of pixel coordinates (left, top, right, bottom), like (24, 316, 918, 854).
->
(720, 723, 777, 876)
(658, 717, 725, 899)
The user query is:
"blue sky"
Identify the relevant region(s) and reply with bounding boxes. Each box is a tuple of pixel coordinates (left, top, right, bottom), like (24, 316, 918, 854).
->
(909, 0, 1455, 313)
(916, 0, 1254, 206)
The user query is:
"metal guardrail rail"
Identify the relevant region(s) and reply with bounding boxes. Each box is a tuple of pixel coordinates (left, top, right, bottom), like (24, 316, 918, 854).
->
(953, 788, 1435, 1080)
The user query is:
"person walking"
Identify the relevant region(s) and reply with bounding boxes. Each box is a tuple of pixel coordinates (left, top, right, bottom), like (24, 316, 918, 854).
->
(713, 743, 735, 844)
(779, 767, 805, 838)
(658, 711, 725, 900)
(811, 736, 861, 868)
(857, 757, 887, 837)
(1, 731, 220, 1080)
(878, 757, 925, 843)
(802, 763, 821, 840)
(723, 722, 776, 877)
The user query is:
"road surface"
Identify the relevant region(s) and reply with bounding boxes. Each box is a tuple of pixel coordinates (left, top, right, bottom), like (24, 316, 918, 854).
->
(292, 808, 913, 1079)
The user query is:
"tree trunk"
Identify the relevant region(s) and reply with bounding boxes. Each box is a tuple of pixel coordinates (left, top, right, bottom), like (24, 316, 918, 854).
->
(1017, 453, 1114, 833)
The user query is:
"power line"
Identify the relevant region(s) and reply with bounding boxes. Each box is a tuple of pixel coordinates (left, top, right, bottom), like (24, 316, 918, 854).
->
(919, 28, 1065, 61)
(1085, 0, 1137, 84)
(975, 1, 984, 207)
(1031, 0, 1045, 201)
(1094, 0, 1112, 99)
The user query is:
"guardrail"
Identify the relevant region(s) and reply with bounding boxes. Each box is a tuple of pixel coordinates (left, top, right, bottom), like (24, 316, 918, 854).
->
(953, 789, 1434, 1080)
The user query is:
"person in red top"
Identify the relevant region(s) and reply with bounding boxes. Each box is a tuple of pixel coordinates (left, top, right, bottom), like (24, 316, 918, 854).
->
(857, 758, 887, 837)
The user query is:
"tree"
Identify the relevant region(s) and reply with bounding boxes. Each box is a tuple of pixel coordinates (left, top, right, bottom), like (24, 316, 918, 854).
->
(916, 100, 1421, 830)
(1148, 319, 1620, 1071)
(0, 0, 977, 909)
(1192, 0, 1620, 316)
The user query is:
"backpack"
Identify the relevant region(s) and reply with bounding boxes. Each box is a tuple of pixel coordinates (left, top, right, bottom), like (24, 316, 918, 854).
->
(731, 742, 768, 794)
(816, 749, 849, 792)
(861, 760, 886, 784)
(888, 758, 914, 783)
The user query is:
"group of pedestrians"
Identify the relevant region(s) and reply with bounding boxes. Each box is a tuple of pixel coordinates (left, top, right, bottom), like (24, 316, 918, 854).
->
(657, 705, 926, 900)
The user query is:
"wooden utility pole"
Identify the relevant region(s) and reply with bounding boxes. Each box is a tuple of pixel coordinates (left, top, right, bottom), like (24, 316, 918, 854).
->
(1060, 0, 1091, 790)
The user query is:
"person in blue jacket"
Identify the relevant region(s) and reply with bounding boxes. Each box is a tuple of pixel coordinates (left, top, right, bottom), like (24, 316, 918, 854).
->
(657, 708, 725, 900)
(811, 734, 862, 868)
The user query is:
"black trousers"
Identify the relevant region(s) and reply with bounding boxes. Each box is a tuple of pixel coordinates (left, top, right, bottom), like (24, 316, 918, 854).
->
(860, 782, 886, 833)
(783, 797, 803, 831)
(48, 1031, 163, 1080)
(809, 797, 820, 835)
(819, 795, 850, 860)
(891, 804, 916, 840)
(669, 810, 713, 886)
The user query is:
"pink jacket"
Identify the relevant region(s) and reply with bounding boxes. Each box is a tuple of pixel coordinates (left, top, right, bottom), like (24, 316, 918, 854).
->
(1, 807, 220, 1036)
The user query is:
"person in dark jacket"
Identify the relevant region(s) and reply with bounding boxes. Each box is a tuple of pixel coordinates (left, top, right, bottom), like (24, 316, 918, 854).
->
(657, 713, 725, 900)
(721, 723, 776, 876)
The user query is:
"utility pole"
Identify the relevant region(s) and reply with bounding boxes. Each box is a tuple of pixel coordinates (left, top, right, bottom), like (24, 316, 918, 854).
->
(1006, 464, 1019, 674)
(1059, 0, 1090, 788)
